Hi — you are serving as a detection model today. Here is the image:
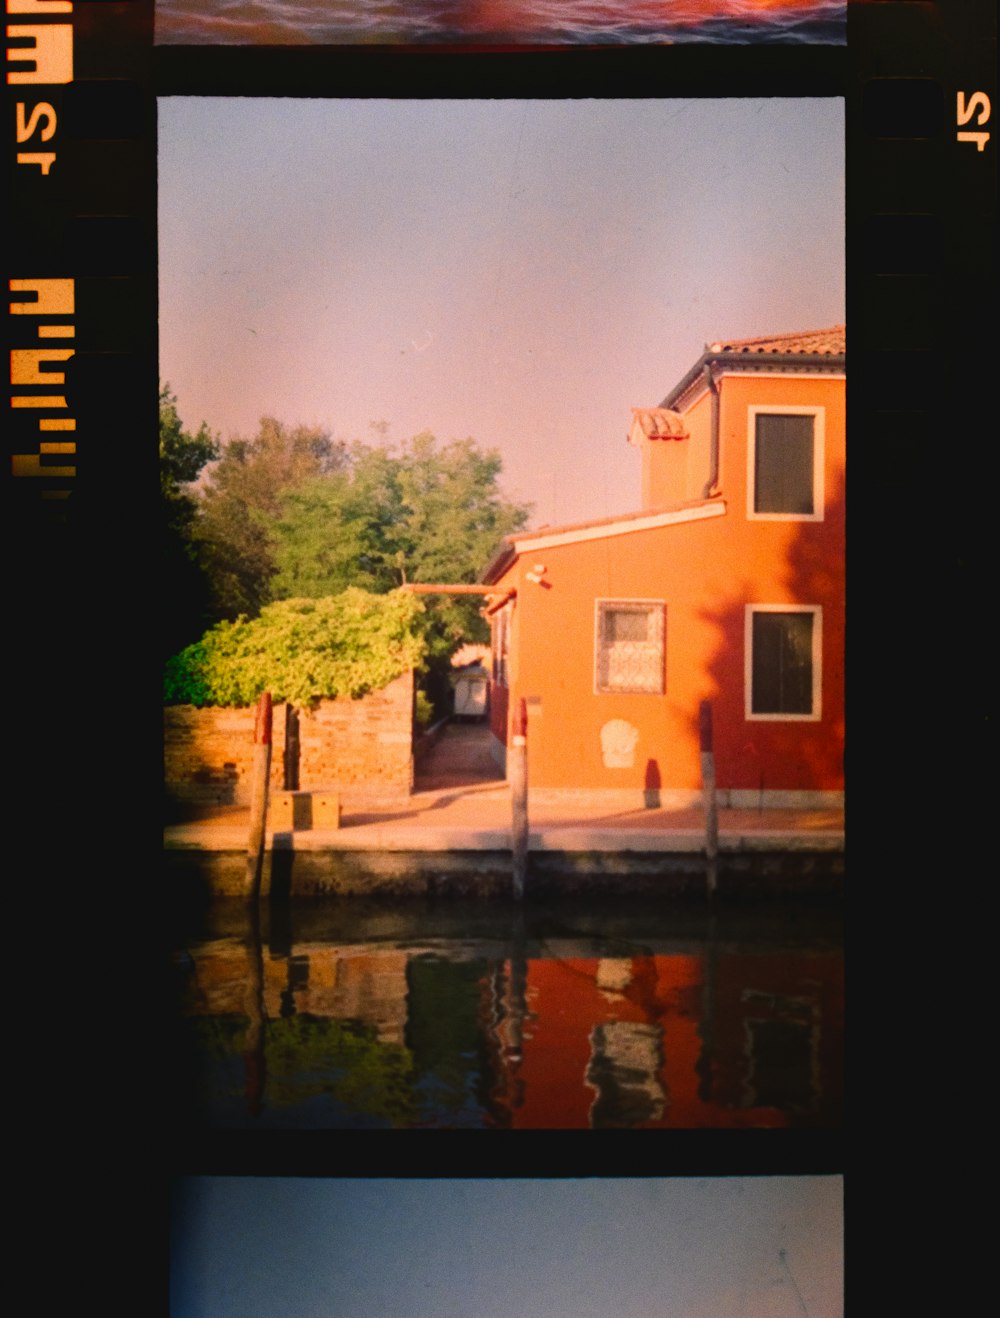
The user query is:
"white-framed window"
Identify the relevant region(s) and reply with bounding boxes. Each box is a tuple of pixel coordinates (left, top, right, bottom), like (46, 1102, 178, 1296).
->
(746, 405, 825, 521)
(595, 599, 665, 694)
(745, 605, 822, 721)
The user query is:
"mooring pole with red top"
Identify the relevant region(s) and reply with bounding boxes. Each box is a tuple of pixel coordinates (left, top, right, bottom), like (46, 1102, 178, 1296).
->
(699, 699, 719, 897)
(246, 691, 273, 901)
(510, 697, 528, 900)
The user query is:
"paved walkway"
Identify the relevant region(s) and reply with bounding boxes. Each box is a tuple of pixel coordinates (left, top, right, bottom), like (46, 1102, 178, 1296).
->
(165, 723, 843, 857)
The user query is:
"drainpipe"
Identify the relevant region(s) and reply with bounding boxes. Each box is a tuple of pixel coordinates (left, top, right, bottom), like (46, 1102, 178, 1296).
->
(702, 364, 721, 500)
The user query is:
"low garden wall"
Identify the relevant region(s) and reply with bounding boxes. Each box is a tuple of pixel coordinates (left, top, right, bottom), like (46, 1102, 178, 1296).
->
(164, 670, 415, 808)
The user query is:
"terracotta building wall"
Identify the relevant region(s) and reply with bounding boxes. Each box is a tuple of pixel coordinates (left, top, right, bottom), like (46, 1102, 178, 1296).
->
(487, 371, 844, 796)
(164, 670, 415, 806)
(711, 372, 845, 794)
(503, 515, 733, 793)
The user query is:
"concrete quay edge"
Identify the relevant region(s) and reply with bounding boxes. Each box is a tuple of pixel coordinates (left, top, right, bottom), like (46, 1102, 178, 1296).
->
(164, 824, 844, 855)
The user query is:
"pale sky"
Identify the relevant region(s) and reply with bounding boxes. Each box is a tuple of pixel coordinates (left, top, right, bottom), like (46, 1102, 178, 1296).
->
(171, 1177, 843, 1318)
(158, 98, 843, 528)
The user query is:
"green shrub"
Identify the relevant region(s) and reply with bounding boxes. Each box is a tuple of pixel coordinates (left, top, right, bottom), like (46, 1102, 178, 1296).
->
(164, 589, 429, 708)
(414, 689, 435, 730)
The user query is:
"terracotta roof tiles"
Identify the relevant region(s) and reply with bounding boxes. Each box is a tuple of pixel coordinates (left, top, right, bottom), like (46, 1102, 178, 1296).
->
(707, 325, 846, 355)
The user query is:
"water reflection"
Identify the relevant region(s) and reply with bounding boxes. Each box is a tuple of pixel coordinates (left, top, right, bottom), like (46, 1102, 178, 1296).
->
(155, 0, 846, 45)
(171, 897, 842, 1129)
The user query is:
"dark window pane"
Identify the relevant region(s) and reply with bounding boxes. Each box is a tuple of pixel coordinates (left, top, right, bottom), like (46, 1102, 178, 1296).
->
(492, 608, 510, 687)
(754, 414, 814, 514)
(748, 1019, 814, 1109)
(752, 611, 813, 714)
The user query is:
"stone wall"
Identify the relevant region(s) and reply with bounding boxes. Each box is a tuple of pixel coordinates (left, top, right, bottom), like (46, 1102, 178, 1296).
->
(164, 671, 414, 808)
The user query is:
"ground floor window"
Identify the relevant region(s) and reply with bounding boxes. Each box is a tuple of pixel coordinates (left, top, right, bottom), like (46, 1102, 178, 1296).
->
(745, 605, 821, 719)
(595, 599, 665, 694)
(492, 603, 511, 687)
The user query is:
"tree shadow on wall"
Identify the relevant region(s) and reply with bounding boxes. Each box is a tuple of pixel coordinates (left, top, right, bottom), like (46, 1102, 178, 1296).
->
(690, 467, 845, 798)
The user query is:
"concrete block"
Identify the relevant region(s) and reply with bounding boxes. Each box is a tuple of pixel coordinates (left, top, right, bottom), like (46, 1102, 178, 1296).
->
(312, 792, 341, 828)
(271, 789, 341, 831)
(271, 790, 312, 831)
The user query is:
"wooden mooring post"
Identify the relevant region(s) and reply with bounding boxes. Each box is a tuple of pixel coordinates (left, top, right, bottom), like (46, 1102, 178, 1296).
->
(510, 697, 528, 901)
(699, 699, 719, 898)
(246, 691, 273, 902)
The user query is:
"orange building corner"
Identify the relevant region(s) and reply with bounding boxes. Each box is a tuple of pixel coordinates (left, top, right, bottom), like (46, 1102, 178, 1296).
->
(481, 326, 845, 807)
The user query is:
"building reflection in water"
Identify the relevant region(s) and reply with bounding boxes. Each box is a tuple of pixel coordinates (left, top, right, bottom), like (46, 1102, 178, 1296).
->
(173, 904, 842, 1129)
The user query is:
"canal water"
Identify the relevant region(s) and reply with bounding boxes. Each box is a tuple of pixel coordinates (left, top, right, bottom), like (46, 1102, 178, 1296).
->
(155, 0, 846, 46)
(170, 892, 842, 1129)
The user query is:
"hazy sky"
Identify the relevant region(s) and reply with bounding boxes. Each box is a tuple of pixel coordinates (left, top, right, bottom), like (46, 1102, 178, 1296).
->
(171, 1177, 842, 1318)
(158, 98, 843, 527)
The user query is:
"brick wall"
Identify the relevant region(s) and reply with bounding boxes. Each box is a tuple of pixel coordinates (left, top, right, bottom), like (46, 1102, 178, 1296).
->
(164, 671, 415, 807)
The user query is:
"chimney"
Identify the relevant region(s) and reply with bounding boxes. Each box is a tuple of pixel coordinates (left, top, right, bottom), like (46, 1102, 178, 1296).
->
(628, 407, 689, 509)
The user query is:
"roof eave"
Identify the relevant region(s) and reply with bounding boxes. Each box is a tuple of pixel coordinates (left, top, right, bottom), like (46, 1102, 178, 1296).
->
(660, 350, 847, 410)
(479, 540, 518, 585)
(480, 499, 727, 578)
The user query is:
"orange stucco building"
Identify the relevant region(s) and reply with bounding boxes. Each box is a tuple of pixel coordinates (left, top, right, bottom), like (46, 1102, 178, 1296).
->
(482, 326, 845, 805)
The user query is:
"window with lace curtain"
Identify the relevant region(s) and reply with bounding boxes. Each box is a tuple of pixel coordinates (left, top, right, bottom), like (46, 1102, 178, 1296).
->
(595, 600, 665, 694)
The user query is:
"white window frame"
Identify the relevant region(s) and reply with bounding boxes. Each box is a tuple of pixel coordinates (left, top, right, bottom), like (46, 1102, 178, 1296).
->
(746, 405, 825, 522)
(594, 598, 666, 695)
(744, 604, 822, 722)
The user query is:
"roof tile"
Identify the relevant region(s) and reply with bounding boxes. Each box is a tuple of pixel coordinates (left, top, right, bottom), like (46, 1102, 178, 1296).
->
(707, 325, 846, 355)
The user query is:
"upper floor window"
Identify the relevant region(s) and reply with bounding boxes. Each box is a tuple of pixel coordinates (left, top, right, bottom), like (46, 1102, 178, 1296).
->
(595, 600, 665, 694)
(747, 406, 825, 521)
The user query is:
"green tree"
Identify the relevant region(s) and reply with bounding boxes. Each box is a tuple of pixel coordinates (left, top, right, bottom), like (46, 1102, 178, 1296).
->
(270, 432, 530, 612)
(395, 432, 529, 586)
(160, 383, 218, 502)
(160, 384, 219, 656)
(268, 433, 531, 713)
(269, 445, 403, 599)
(194, 416, 345, 620)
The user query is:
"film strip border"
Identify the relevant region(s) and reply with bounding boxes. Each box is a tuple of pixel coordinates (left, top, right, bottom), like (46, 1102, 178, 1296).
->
(849, 0, 994, 487)
(4, 1, 155, 527)
(4, 5, 156, 867)
(847, 0, 995, 839)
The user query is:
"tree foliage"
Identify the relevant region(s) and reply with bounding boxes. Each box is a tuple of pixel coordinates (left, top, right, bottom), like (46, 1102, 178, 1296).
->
(160, 383, 218, 503)
(160, 384, 219, 657)
(267, 431, 531, 694)
(268, 446, 402, 599)
(270, 433, 530, 601)
(191, 1015, 416, 1127)
(163, 589, 429, 708)
(193, 417, 346, 620)
(160, 410, 528, 711)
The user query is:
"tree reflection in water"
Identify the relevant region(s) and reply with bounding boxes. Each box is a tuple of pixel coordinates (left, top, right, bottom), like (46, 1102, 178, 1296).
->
(170, 895, 842, 1129)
